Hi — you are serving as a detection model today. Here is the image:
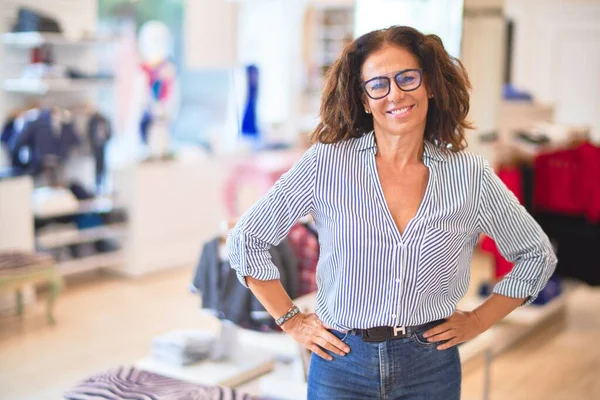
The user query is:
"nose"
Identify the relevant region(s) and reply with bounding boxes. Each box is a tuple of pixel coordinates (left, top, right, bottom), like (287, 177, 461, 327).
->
(387, 81, 405, 103)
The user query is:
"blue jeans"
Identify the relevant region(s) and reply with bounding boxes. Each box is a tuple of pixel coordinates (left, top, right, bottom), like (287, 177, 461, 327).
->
(307, 327, 461, 399)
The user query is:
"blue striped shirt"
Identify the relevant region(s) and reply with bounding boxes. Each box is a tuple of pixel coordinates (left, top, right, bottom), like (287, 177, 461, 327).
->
(227, 132, 557, 331)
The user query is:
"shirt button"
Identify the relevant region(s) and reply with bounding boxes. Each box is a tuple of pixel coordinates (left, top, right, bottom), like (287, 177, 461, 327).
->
(395, 278, 401, 283)
(391, 314, 397, 319)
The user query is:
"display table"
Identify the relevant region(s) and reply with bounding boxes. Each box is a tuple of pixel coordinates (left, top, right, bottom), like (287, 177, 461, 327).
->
(136, 345, 276, 388)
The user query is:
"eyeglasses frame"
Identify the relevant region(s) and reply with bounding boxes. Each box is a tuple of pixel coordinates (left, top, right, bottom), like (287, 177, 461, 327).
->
(361, 68, 424, 100)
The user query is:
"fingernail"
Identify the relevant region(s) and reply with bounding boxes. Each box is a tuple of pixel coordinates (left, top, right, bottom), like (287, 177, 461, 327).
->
(344, 347, 350, 352)
(328, 357, 333, 361)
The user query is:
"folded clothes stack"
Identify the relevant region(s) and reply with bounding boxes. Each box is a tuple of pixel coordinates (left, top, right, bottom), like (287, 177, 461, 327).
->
(151, 330, 217, 366)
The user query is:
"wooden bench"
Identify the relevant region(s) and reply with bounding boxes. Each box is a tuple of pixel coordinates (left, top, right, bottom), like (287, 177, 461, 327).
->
(0, 251, 62, 324)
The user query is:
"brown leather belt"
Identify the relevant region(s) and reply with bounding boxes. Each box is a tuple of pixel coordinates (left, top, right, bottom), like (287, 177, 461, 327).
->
(353, 319, 444, 343)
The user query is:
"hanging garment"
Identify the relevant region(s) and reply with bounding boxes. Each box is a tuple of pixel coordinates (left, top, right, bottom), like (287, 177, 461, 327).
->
(533, 145, 585, 216)
(534, 142, 600, 223)
(1, 118, 16, 148)
(191, 237, 298, 330)
(536, 213, 600, 286)
(287, 222, 319, 296)
(480, 166, 525, 279)
(11, 108, 79, 175)
(241, 64, 259, 140)
(87, 112, 112, 190)
(578, 142, 600, 223)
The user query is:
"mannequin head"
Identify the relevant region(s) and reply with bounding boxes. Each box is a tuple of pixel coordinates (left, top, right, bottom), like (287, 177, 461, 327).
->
(138, 20, 172, 65)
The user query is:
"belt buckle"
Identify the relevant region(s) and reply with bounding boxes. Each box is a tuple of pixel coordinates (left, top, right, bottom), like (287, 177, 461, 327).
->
(393, 326, 406, 337)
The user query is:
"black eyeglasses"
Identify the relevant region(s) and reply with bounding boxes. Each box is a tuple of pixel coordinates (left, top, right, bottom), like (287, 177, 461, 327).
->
(361, 68, 423, 100)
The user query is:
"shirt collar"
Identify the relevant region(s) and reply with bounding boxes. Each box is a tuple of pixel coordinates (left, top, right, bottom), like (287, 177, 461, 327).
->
(352, 131, 447, 162)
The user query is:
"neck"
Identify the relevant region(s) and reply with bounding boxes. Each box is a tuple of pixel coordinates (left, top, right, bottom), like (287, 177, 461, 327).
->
(373, 129, 425, 167)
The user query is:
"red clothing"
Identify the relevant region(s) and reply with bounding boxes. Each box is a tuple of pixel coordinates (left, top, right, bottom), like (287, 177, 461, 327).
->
(579, 142, 600, 223)
(480, 166, 524, 279)
(287, 223, 319, 296)
(534, 147, 584, 216)
(533, 142, 600, 222)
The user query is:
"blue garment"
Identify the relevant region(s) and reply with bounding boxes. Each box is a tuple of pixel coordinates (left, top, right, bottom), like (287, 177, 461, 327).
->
(11, 109, 79, 174)
(88, 112, 111, 189)
(241, 64, 259, 139)
(1, 118, 16, 147)
(227, 131, 557, 331)
(308, 326, 461, 399)
(139, 110, 152, 144)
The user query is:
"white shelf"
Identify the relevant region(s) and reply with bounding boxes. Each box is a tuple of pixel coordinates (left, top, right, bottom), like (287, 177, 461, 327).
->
(459, 287, 572, 326)
(2, 32, 114, 48)
(3, 78, 113, 94)
(36, 223, 127, 249)
(34, 197, 121, 219)
(56, 250, 124, 276)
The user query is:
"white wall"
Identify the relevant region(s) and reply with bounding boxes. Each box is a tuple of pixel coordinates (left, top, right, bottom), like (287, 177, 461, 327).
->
(355, 0, 464, 58)
(506, 0, 600, 141)
(461, 0, 505, 158)
(184, 0, 238, 70)
(237, 0, 306, 142)
(183, 0, 305, 149)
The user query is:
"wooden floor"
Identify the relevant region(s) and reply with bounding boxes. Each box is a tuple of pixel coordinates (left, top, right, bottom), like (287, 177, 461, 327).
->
(0, 254, 599, 400)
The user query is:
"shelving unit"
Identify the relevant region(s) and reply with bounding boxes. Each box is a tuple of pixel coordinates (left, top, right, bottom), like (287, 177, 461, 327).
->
(3, 78, 113, 95)
(56, 250, 124, 277)
(1, 28, 123, 278)
(2, 32, 114, 48)
(36, 223, 127, 249)
(301, 4, 354, 128)
(304, 5, 354, 95)
(34, 196, 121, 219)
(32, 194, 127, 277)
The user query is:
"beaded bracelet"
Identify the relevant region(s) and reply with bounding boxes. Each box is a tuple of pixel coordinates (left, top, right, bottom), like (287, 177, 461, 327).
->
(276, 305, 300, 326)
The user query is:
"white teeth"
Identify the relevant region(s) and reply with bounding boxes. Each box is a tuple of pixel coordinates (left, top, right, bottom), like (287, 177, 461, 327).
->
(390, 107, 410, 115)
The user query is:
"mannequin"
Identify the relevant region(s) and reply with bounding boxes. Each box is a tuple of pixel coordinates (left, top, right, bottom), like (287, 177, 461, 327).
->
(128, 21, 179, 160)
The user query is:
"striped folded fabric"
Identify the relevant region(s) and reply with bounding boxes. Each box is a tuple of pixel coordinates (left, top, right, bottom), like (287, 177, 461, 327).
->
(63, 366, 259, 400)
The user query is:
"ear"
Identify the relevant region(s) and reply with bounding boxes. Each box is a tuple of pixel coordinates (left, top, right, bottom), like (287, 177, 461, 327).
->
(361, 93, 371, 114)
(424, 75, 433, 99)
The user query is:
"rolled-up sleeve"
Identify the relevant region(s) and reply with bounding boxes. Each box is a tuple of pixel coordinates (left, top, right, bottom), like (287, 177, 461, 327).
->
(227, 145, 318, 287)
(477, 159, 557, 305)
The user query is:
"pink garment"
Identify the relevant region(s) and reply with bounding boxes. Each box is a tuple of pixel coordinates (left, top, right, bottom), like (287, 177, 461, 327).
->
(223, 150, 304, 218)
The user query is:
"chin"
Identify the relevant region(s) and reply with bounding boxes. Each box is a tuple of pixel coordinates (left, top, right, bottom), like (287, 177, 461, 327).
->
(381, 122, 422, 138)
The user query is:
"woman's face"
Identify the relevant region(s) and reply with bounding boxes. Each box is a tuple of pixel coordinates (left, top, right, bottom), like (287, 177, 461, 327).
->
(361, 44, 430, 140)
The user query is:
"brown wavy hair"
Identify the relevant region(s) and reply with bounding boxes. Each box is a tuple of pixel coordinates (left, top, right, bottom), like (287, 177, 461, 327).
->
(311, 26, 473, 151)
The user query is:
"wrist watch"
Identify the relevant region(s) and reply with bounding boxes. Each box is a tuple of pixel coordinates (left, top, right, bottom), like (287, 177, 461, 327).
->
(276, 305, 300, 326)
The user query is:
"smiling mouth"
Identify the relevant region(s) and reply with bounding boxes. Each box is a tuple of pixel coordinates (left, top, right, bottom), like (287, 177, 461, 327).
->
(387, 105, 414, 117)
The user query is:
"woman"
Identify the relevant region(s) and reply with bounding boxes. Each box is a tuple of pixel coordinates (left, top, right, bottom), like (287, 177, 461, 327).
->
(227, 26, 557, 399)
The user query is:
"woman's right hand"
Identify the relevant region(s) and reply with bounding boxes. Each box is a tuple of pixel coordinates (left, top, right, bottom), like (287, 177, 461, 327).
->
(281, 312, 350, 361)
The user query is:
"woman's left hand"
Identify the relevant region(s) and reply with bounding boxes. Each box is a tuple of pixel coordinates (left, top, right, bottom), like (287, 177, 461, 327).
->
(422, 310, 487, 350)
